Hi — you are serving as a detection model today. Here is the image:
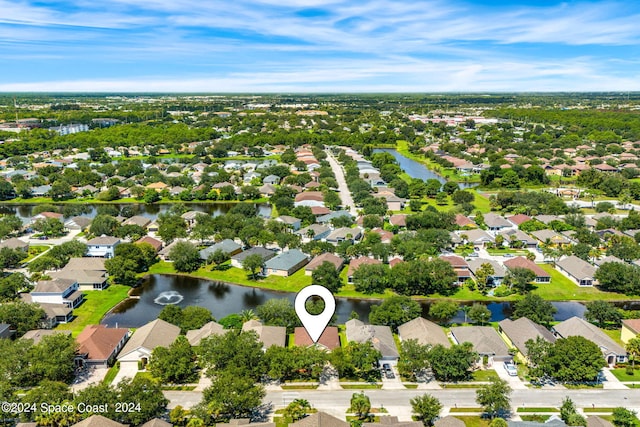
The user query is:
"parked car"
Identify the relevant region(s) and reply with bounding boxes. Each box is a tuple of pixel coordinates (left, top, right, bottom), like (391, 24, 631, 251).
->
(504, 362, 518, 376)
(503, 253, 514, 258)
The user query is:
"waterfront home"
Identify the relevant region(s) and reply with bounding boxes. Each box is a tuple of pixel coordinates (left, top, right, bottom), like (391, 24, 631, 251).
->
(242, 319, 286, 350)
(262, 249, 309, 277)
(21, 329, 72, 344)
(498, 317, 556, 364)
(467, 258, 506, 287)
(76, 324, 129, 367)
(347, 256, 381, 284)
(230, 247, 277, 269)
(31, 278, 83, 308)
(503, 257, 551, 283)
(304, 253, 344, 276)
(117, 319, 180, 370)
(198, 239, 243, 261)
(450, 326, 512, 364)
(186, 321, 225, 346)
(345, 319, 399, 366)
(86, 235, 120, 258)
(136, 236, 163, 253)
(555, 255, 597, 287)
(398, 317, 450, 348)
(294, 326, 340, 351)
(553, 316, 626, 365)
(275, 215, 302, 231)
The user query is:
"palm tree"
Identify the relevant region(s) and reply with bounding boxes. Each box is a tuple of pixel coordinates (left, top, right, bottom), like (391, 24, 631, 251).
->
(626, 337, 640, 370)
(461, 305, 471, 324)
(240, 309, 257, 322)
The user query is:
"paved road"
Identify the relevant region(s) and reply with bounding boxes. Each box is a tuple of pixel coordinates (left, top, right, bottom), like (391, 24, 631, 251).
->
(164, 388, 640, 411)
(325, 149, 358, 217)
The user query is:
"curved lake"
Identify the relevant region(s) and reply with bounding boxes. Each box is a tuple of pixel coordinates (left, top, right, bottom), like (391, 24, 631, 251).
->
(99, 274, 639, 328)
(373, 148, 475, 189)
(0, 202, 271, 223)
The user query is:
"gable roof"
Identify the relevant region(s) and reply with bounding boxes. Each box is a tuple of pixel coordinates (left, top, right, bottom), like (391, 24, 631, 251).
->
(264, 249, 308, 271)
(450, 326, 510, 356)
(503, 257, 550, 278)
(118, 319, 180, 358)
(347, 257, 381, 277)
(231, 247, 277, 263)
(553, 316, 625, 356)
(498, 317, 556, 355)
(622, 319, 640, 335)
(398, 317, 450, 348)
(483, 213, 512, 228)
(141, 419, 172, 427)
(460, 228, 495, 243)
(556, 255, 597, 280)
(199, 239, 242, 259)
(291, 412, 349, 427)
(185, 321, 225, 346)
(434, 417, 465, 427)
(64, 257, 106, 271)
(507, 214, 532, 226)
(71, 415, 126, 427)
(76, 324, 129, 361)
(466, 258, 506, 277)
(455, 214, 477, 228)
(294, 326, 340, 350)
(242, 320, 286, 348)
(345, 319, 399, 359)
(136, 236, 163, 252)
(86, 235, 120, 246)
(33, 278, 77, 293)
(305, 253, 344, 272)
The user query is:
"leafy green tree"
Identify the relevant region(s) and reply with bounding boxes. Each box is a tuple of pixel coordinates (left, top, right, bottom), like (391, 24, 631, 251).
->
(585, 301, 622, 328)
(353, 263, 389, 294)
(150, 335, 197, 383)
(612, 407, 638, 427)
(20, 381, 73, 422)
(311, 261, 343, 293)
(256, 298, 300, 331)
(410, 394, 442, 426)
(427, 343, 477, 382)
(198, 330, 264, 381)
(468, 303, 491, 324)
(105, 256, 139, 287)
(476, 378, 512, 419)
(116, 376, 169, 426)
(512, 294, 557, 326)
(506, 267, 536, 294)
(490, 418, 508, 427)
(197, 371, 265, 423)
(397, 339, 431, 381)
(0, 272, 31, 301)
(73, 383, 119, 420)
(474, 263, 495, 292)
(429, 301, 459, 324)
(626, 337, 640, 370)
(181, 306, 215, 332)
(543, 336, 606, 383)
(242, 253, 264, 279)
(170, 241, 201, 272)
(29, 333, 77, 384)
(283, 399, 312, 422)
(350, 392, 371, 420)
(89, 214, 120, 237)
(369, 295, 421, 332)
(452, 190, 475, 205)
(207, 249, 230, 269)
(0, 247, 24, 270)
(157, 213, 188, 244)
(32, 217, 65, 237)
(559, 397, 586, 426)
(0, 301, 44, 336)
(0, 215, 23, 239)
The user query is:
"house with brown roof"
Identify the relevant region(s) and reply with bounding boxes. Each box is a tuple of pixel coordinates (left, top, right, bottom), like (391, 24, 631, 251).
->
(294, 326, 340, 350)
(136, 236, 163, 253)
(347, 257, 381, 283)
(71, 415, 126, 427)
(145, 181, 168, 190)
(117, 319, 180, 370)
(455, 214, 477, 228)
(305, 253, 344, 276)
(291, 412, 348, 427)
(389, 214, 407, 227)
(503, 257, 551, 283)
(507, 214, 532, 227)
(621, 319, 640, 344)
(76, 324, 129, 367)
(398, 317, 450, 348)
(294, 191, 325, 207)
(439, 255, 471, 284)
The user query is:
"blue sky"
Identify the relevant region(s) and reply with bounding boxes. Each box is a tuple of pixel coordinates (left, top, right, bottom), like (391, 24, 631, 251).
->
(1, 0, 639, 92)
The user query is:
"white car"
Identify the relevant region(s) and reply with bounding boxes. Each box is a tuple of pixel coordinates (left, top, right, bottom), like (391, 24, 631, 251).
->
(504, 362, 518, 376)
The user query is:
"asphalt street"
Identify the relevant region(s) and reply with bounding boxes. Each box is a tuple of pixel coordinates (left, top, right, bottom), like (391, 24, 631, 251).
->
(164, 388, 640, 411)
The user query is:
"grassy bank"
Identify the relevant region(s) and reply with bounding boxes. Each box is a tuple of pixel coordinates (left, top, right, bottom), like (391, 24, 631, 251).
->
(396, 140, 481, 184)
(55, 285, 131, 336)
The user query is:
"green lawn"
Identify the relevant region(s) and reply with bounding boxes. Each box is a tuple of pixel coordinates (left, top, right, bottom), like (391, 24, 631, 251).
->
(485, 249, 529, 255)
(611, 368, 640, 382)
(473, 191, 492, 213)
(517, 408, 558, 413)
(448, 408, 484, 413)
(55, 285, 131, 336)
(103, 363, 120, 385)
(521, 416, 551, 422)
(602, 329, 624, 346)
(583, 408, 616, 413)
(533, 264, 630, 301)
(472, 370, 500, 381)
(458, 416, 490, 427)
(341, 384, 382, 389)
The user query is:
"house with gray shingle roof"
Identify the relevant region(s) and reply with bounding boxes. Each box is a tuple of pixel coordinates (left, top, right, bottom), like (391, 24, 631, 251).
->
(450, 325, 512, 363)
(345, 319, 399, 366)
(242, 319, 286, 350)
(498, 317, 556, 364)
(483, 213, 514, 232)
(553, 316, 626, 365)
(555, 255, 597, 286)
(263, 249, 309, 276)
(467, 258, 506, 286)
(199, 239, 243, 261)
(398, 317, 450, 348)
(230, 247, 277, 269)
(296, 224, 331, 242)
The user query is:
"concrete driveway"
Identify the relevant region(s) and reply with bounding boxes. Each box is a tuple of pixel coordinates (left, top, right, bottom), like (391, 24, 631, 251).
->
(493, 362, 528, 390)
(110, 361, 139, 386)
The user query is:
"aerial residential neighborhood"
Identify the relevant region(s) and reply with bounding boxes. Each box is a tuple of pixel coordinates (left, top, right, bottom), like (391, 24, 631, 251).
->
(0, 94, 640, 427)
